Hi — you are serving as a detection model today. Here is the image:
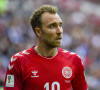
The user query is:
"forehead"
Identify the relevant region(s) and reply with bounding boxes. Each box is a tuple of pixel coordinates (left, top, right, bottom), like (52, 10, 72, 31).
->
(41, 12, 62, 25)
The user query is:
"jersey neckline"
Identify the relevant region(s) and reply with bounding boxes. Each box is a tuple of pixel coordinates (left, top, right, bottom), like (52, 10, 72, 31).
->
(32, 46, 59, 59)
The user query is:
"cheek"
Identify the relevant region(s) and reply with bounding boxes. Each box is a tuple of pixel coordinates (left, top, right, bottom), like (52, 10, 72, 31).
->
(43, 35, 52, 40)
(42, 34, 54, 43)
(41, 29, 56, 41)
(42, 31, 54, 38)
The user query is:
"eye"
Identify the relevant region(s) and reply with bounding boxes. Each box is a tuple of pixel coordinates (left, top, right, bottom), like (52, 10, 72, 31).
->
(59, 23, 62, 28)
(49, 24, 55, 29)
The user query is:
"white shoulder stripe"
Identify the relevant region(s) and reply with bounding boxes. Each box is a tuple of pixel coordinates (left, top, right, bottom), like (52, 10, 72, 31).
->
(15, 53, 23, 56)
(11, 57, 17, 62)
(8, 64, 13, 70)
(9, 50, 30, 70)
(15, 50, 30, 57)
(77, 55, 81, 58)
(22, 50, 30, 54)
(62, 50, 69, 53)
(70, 52, 76, 55)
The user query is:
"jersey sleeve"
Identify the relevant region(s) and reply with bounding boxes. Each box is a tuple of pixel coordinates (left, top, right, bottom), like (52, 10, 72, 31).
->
(72, 55, 88, 90)
(4, 55, 23, 90)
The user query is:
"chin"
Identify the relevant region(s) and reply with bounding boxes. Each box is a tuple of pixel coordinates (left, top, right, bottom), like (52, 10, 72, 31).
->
(48, 44, 60, 48)
(55, 44, 61, 47)
(57, 45, 61, 47)
(47, 42, 61, 48)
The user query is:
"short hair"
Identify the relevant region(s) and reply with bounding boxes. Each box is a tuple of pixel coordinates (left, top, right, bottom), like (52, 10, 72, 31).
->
(30, 5, 58, 35)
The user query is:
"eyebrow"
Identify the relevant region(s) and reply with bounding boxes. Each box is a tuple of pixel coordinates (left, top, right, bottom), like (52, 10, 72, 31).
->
(48, 22, 62, 26)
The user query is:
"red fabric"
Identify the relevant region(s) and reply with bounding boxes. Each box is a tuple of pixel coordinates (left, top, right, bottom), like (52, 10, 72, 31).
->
(4, 46, 88, 90)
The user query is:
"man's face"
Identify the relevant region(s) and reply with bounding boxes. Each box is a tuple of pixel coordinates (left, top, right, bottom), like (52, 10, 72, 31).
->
(40, 12, 63, 48)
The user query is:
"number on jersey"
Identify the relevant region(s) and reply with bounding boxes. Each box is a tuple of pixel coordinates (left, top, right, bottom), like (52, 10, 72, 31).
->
(44, 81, 60, 90)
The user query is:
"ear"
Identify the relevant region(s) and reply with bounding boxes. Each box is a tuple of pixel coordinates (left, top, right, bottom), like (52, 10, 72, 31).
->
(35, 27, 41, 37)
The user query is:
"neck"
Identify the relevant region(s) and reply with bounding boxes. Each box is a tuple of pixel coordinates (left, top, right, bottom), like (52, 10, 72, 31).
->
(34, 43, 58, 57)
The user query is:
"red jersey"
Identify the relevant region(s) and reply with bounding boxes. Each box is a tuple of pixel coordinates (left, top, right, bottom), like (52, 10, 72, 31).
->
(4, 46, 88, 90)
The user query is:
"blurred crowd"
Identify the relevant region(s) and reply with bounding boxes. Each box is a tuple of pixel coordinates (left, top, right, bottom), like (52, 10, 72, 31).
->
(0, 0, 100, 90)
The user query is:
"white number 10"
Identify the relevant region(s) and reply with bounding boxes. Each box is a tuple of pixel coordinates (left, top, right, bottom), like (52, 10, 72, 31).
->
(44, 81, 60, 90)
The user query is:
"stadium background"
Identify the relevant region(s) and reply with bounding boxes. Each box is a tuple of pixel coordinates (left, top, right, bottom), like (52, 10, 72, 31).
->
(0, 0, 100, 90)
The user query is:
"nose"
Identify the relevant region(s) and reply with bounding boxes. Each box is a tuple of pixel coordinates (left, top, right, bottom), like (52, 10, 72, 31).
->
(56, 26, 63, 34)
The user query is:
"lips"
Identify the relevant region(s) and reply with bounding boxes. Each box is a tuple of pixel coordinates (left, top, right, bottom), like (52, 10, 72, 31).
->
(56, 37, 62, 40)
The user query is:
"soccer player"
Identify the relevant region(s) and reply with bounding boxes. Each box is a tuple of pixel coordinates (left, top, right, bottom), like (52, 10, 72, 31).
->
(4, 5, 88, 90)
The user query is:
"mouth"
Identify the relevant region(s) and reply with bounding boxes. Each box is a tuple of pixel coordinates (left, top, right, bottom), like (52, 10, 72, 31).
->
(56, 37, 62, 41)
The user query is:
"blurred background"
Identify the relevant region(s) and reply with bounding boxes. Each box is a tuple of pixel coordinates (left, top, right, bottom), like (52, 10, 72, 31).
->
(0, 0, 100, 90)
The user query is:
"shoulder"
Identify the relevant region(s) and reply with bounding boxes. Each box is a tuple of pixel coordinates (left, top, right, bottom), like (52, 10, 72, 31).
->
(58, 48, 83, 65)
(8, 47, 34, 71)
(59, 48, 84, 75)
(11, 47, 33, 62)
(58, 48, 77, 58)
